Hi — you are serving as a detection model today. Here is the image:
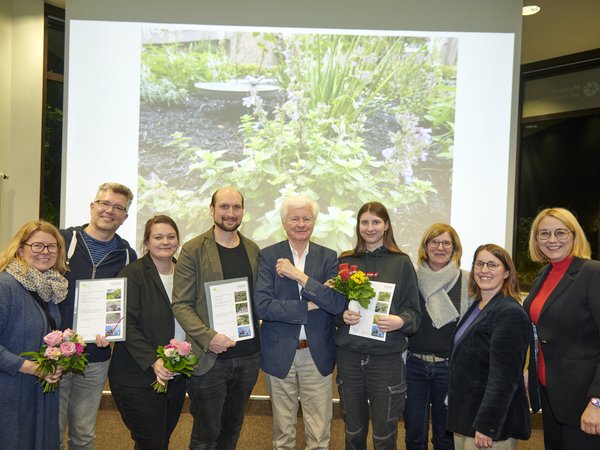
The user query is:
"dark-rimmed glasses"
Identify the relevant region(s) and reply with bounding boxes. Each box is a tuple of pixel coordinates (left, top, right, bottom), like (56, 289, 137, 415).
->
(94, 200, 127, 214)
(22, 242, 60, 254)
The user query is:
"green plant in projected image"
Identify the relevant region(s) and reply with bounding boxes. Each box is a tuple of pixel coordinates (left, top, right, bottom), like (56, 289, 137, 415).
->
(137, 31, 456, 254)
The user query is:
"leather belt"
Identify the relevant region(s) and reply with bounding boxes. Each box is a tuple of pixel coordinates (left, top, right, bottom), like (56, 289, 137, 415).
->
(410, 352, 448, 363)
(297, 339, 309, 349)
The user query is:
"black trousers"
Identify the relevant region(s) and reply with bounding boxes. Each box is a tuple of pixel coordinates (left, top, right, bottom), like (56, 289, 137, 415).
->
(540, 385, 600, 450)
(110, 375, 187, 450)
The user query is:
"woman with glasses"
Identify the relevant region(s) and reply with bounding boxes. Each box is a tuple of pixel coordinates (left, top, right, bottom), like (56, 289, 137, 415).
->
(404, 224, 470, 450)
(335, 202, 421, 450)
(447, 244, 535, 450)
(0, 221, 68, 449)
(108, 215, 187, 449)
(524, 208, 600, 449)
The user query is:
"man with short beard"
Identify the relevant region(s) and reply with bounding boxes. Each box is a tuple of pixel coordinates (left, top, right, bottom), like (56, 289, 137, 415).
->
(172, 187, 261, 450)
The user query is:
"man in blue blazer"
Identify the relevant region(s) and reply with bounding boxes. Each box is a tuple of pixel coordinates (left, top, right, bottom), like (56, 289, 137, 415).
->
(254, 194, 346, 450)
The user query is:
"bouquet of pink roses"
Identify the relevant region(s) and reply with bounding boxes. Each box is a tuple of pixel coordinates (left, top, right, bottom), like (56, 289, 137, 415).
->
(152, 339, 198, 393)
(20, 328, 88, 393)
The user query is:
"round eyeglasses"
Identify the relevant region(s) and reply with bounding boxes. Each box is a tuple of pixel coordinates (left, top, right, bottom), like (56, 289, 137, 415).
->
(428, 239, 453, 249)
(473, 260, 502, 271)
(22, 242, 60, 254)
(536, 228, 570, 241)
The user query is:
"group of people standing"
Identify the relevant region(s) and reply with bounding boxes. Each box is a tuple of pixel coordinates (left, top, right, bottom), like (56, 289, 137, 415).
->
(1, 181, 599, 450)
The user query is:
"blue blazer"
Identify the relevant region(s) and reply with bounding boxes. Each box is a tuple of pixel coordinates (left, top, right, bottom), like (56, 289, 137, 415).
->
(254, 240, 346, 378)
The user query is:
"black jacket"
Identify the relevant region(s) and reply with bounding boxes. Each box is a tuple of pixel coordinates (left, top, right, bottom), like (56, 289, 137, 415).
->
(109, 253, 176, 387)
(524, 257, 600, 426)
(59, 225, 136, 362)
(447, 294, 533, 441)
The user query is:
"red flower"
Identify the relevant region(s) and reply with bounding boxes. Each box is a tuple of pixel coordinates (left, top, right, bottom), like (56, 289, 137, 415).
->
(350, 265, 358, 272)
(339, 263, 349, 271)
(339, 268, 350, 282)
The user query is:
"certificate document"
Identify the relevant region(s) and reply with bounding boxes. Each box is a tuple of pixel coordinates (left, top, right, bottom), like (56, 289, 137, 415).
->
(73, 278, 127, 343)
(349, 281, 396, 342)
(204, 277, 254, 341)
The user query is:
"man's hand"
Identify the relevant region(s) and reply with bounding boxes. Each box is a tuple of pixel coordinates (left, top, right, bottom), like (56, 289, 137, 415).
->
(307, 301, 320, 311)
(209, 333, 236, 354)
(276, 258, 309, 286)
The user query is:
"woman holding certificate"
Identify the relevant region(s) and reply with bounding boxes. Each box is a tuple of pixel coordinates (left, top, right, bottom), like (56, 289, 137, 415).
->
(335, 202, 421, 450)
(0, 220, 68, 449)
(109, 215, 187, 450)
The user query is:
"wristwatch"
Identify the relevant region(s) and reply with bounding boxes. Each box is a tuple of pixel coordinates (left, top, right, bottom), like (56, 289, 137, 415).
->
(591, 397, 600, 408)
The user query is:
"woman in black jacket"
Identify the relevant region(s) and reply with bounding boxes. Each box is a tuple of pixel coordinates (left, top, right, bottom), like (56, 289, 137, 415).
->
(108, 215, 186, 450)
(524, 207, 600, 449)
(447, 244, 534, 450)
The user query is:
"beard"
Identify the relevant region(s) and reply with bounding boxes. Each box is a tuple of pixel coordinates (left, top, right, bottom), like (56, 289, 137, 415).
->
(214, 217, 241, 232)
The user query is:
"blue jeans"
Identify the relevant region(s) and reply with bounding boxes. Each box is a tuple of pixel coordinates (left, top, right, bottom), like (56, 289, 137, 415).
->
(59, 360, 109, 450)
(187, 353, 260, 450)
(336, 347, 406, 450)
(403, 353, 454, 450)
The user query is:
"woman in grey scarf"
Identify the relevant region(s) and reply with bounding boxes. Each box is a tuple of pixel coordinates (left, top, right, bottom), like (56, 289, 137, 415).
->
(404, 223, 469, 450)
(0, 220, 68, 449)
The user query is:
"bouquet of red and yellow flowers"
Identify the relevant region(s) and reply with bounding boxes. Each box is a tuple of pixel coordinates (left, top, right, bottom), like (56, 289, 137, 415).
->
(20, 328, 88, 393)
(152, 339, 198, 393)
(331, 263, 375, 309)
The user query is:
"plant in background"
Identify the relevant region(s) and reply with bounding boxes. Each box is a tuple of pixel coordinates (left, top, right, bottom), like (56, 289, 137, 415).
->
(137, 31, 456, 256)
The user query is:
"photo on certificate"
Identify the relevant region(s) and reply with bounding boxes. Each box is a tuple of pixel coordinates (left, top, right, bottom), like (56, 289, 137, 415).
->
(73, 278, 127, 343)
(204, 277, 255, 342)
(349, 281, 395, 342)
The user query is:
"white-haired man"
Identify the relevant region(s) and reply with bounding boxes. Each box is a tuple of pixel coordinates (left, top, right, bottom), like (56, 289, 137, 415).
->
(254, 194, 346, 450)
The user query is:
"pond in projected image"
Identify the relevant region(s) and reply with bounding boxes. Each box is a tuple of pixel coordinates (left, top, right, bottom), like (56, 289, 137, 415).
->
(137, 27, 457, 257)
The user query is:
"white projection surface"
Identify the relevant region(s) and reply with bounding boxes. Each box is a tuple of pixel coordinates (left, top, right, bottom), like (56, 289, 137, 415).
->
(63, 19, 517, 266)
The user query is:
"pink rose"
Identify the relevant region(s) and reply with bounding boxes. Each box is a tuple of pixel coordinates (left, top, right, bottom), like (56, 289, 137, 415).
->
(44, 346, 62, 360)
(75, 343, 85, 356)
(44, 330, 63, 347)
(60, 341, 77, 357)
(62, 329, 76, 339)
(178, 341, 192, 356)
(169, 339, 180, 347)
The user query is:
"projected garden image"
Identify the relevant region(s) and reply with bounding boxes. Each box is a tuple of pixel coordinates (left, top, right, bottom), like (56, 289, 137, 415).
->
(137, 28, 458, 256)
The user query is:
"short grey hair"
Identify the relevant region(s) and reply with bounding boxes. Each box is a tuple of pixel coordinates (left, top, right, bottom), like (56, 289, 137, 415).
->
(95, 182, 134, 209)
(280, 194, 319, 222)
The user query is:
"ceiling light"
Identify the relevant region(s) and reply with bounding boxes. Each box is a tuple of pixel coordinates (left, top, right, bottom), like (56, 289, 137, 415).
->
(522, 5, 541, 16)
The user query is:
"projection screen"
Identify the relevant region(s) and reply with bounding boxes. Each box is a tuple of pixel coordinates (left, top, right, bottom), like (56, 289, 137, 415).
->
(63, 0, 523, 267)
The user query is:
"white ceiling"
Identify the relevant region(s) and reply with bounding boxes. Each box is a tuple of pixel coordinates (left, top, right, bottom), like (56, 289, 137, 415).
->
(47, 0, 599, 64)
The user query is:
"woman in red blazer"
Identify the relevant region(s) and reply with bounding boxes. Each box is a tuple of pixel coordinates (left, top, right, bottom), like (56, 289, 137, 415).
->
(524, 208, 600, 450)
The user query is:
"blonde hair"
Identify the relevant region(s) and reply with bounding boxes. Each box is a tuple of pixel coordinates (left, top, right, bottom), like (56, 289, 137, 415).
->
(95, 182, 134, 210)
(0, 221, 68, 274)
(417, 223, 462, 267)
(528, 208, 591, 262)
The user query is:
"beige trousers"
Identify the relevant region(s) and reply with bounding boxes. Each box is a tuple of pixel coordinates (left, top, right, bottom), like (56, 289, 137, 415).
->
(265, 348, 333, 450)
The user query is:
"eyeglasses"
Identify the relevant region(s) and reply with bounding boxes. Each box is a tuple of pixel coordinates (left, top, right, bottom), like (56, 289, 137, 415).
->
(22, 242, 60, 254)
(473, 260, 502, 271)
(94, 200, 127, 214)
(536, 228, 570, 241)
(428, 239, 453, 249)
